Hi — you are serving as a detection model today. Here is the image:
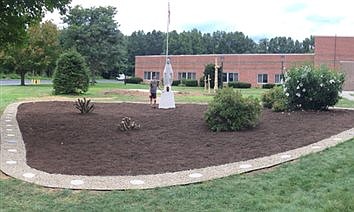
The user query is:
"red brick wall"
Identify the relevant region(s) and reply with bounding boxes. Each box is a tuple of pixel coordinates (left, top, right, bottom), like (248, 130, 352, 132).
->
(135, 36, 354, 88)
(135, 54, 314, 87)
(315, 36, 354, 69)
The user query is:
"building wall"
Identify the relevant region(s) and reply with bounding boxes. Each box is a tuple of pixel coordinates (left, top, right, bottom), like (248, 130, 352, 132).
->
(135, 36, 353, 89)
(340, 62, 354, 91)
(314, 36, 354, 69)
(135, 54, 314, 87)
(314, 36, 354, 91)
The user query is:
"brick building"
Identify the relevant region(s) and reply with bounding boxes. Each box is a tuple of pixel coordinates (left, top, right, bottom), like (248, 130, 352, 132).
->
(135, 36, 354, 90)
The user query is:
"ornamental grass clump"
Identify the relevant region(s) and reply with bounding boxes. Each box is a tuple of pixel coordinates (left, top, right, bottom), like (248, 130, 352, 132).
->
(205, 87, 261, 132)
(74, 98, 95, 114)
(284, 65, 344, 110)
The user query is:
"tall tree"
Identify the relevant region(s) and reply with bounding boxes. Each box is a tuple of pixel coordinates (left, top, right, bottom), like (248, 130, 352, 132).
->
(61, 6, 126, 82)
(0, 0, 71, 48)
(31, 21, 61, 77)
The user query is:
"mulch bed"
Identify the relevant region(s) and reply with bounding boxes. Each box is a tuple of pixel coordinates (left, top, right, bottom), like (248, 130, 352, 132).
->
(17, 101, 354, 176)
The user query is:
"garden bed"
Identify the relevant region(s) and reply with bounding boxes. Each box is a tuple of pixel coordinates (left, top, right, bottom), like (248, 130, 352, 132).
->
(17, 101, 354, 176)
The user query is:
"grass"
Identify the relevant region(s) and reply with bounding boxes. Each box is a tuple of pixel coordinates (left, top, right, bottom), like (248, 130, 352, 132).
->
(1, 139, 353, 211)
(337, 97, 354, 108)
(1, 83, 354, 211)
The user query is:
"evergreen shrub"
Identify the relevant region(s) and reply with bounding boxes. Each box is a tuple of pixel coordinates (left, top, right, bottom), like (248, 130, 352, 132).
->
(172, 80, 181, 86)
(228, 81, 251, 88)
(125, 77, 143, 84)
(53, 51, 89, 94)
(182, 79, 198, 87)
(205, 87, 261, 131)
(262, 83, 276, 89)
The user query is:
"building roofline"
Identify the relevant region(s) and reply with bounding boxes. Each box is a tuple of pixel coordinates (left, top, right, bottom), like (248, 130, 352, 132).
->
(136, 53, 315, 58)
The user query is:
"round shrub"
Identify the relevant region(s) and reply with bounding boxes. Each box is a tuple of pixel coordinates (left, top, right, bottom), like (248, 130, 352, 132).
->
(261, 86, 288, 112)
(205, 87, 262, 131)
(284, 65, 345, 110)
(53, 51, 89, 94)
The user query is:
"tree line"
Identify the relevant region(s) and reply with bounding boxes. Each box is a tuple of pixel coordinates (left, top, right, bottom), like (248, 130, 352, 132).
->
(0, 5, 314, 85)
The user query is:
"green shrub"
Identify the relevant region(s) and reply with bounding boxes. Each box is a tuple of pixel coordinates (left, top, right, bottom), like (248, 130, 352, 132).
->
(261, 86, 288, 111)
(284, 65, 345, 110)
(199, 77, 205, 87)
(262, 83, 276, 89)
(53, 51, 90, 94)
(125, 77, 143, 84)
(182, 79, 198, 87)
(172, 80, 181, 86)
(205, 87, 262, 131)
(228, 81, 251, 89)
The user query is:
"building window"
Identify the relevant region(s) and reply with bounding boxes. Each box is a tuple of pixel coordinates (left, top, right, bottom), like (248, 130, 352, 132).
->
(144, 71, 160, 80)
(178, 72, 196, 80)
(257, 74, 268, 84)
(222, 73, 227, 82)
(222, 73, 239, 82)
(228, 73, 239, 82)
(275, 74, 284, 84)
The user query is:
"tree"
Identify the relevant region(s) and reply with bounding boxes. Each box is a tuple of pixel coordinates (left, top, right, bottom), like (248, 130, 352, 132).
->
(60, 6, 126, 82)
(28, 21, 61, 77)
(1, 21, 61, 85)
(302, 36, 315, 53)
(203, 63, 223, 89)
(0, 0, 71, 48)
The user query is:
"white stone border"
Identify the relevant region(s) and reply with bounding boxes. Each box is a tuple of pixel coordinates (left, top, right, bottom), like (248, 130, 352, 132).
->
(1, 100, 354, 190)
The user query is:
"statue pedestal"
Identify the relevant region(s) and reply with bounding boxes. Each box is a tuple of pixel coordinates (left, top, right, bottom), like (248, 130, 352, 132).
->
(159, 91, 175, 109)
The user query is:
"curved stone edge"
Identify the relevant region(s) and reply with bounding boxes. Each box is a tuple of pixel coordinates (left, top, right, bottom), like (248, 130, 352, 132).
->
(1, 100, 354, 190)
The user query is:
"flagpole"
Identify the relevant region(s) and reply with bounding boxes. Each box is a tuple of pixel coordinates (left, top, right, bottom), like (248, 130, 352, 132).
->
(166, 0, 170, 60)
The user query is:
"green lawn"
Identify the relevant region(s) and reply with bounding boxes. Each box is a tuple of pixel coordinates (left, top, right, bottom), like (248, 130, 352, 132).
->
(1, 84, 354, 211)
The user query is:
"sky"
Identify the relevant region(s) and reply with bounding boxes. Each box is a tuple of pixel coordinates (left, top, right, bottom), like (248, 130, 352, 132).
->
(44, 0, 354, 41)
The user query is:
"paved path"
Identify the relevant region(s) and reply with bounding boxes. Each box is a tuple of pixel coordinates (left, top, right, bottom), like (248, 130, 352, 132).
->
(341, 91, 354, 101)
(1, 100, 354, 190)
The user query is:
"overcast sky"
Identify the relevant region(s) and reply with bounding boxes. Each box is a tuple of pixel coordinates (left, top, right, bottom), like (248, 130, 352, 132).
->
(44, 0, 354, 41)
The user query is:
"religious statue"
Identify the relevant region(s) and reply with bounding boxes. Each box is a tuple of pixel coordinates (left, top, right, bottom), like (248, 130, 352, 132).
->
(159, 58, 176, 109)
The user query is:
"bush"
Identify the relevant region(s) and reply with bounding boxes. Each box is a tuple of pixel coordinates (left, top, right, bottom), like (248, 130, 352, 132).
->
(205, 87, 262, 131)
(182, 79, 198, 87)
(199, 77, 205, 87)
(228, 81, 251, 89)
(125, 77, 143, 84)
(261, 86, 288, 111)
(172, 80, 181, 86)
(262, 83, 276, 89)
(284, 65, 345, 110)
(53, 51, 89, 94)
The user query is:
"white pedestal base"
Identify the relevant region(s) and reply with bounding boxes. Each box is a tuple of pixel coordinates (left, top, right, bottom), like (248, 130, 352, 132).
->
(159, 91, 175, 109)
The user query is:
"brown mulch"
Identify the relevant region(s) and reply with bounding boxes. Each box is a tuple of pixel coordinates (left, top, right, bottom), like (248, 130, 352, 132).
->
(16, 101, 354, 176)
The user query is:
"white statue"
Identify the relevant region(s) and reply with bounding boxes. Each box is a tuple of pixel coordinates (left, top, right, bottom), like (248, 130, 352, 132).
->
(159, 58, 176, 109)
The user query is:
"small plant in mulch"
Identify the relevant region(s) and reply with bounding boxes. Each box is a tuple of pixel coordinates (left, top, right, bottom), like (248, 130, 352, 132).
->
(120, 116, 140, 131)
(74, 98, 95, 114)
